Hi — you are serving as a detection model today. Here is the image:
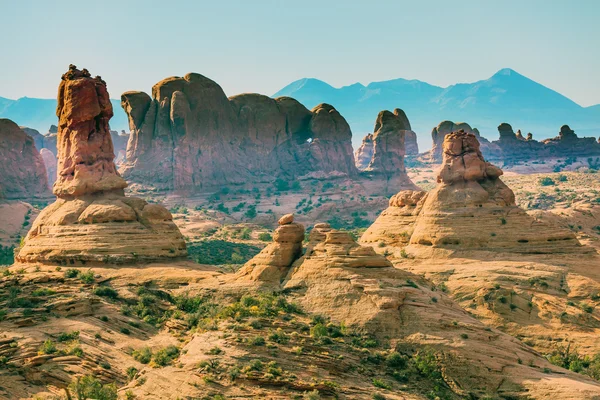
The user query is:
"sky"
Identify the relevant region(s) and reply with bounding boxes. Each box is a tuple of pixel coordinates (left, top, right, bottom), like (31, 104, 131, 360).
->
(1, 0, 599, 106)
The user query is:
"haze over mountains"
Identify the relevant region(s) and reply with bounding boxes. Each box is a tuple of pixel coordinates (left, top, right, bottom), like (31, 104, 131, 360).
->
(274, 68, 600, 150)
(1, 68, 598, 151)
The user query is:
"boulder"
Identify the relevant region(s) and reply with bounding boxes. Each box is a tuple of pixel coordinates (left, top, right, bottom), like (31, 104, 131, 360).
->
(17, 66, 187, 264)
(0, 119, 49, 199)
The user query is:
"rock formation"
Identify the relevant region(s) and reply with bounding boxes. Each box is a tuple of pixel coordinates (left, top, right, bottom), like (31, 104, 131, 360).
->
(20, 126, 45, 151)
(0, 119, 49, 199)
(488, 123, 600, 162)
(120, 73, 357, 191)
(40, 148, 57, 187)
(17, 65, 186, 264)
(392, 108, 419, 155)
(110, 130, 129, 160)
(364, 130, 588, 254)
(354, 133, 373, 169)
(359, 189, 426, 248)
(364, 110, 407, 176)
(236, 214, 304, 284)
(428, 120, 500, 162)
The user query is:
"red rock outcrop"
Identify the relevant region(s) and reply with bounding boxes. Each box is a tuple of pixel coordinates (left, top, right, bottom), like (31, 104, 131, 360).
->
(121, 74, 357, 191)
(17, 66, 186, 264)
(365, 110, 407, 176)
(0, 119, 49, 199)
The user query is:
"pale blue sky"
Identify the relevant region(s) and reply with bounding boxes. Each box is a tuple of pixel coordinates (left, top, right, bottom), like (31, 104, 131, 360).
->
(1, 0, 599, 105)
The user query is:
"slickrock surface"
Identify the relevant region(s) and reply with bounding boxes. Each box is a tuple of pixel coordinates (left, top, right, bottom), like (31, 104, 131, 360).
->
(17, 66, 186, 264)
(236, 214, 304, 284)
(0, 118, 49, 199)
(120, 73, 357, 191)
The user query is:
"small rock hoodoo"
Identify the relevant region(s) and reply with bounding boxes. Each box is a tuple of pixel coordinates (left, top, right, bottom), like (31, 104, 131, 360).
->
(17, 65, 187, 264)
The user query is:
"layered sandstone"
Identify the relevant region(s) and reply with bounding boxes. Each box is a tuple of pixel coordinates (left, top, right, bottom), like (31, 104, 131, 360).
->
(0, 119, 49, 199)
(17, 65, 186, 264)
(120, 74, 357, 191)
(236, 214, 304, 284)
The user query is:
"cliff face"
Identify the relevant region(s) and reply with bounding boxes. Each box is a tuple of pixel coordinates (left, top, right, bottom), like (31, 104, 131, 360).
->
(17, 65, 186, 264)
(121, 73, 358, 191)
(0, 119, 49, 199)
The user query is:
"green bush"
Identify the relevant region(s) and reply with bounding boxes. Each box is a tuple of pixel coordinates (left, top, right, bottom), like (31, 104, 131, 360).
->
(187, 240, 260, 265)
(539, 177, 555, 186)
(57, 331, 80, 342)
(79, 270, 95, 284)
(132, 347, 152, 364)
(258, 232, 272, 242)
(94, 286, 119, 299)
(69, 375, 117, 400)
(64, 268, 79, 278)
(39, 339, 57, 354)
(152, 345, 180, 367)
(0, 246, 15, 266)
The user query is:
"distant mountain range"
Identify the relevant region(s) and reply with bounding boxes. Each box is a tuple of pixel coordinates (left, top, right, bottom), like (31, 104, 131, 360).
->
(0, 97, 129, 134)
(274, 68, 600, 151)
(2, 68, 598, 152)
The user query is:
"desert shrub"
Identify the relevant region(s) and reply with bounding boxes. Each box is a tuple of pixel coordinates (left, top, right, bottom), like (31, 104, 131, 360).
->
(152, 345, 180, 367)
(78, 270, 95, 284)
(64, 268, 79, 278)
(258, 232, 272, 242)
(69, 375, 117, 400)
(132, 347, 152, 364)
(39, 339, 57, 355)
(386, 351, 408, 369)
(539, 177, 555, 186)
(187, 240, 260, 265)
(94, 286, 119, 299)
(31, 288, 56, 296)
(249, 336, 265, 346)
(57, 331, 80, 342)
(0, 246, 15, 266)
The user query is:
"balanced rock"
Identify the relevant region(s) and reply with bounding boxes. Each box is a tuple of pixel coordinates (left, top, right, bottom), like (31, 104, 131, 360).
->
(278, 213, 294, 225)
(121, 73, 357, 191)
(0, 119, 49, 199)
(236, 216, 305, 284)
(407, 130, 586, 253)
(17, 66, 186, 264)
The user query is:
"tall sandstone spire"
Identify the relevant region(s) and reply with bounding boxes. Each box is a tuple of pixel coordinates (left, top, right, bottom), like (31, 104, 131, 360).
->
(17, 66, 187, 264)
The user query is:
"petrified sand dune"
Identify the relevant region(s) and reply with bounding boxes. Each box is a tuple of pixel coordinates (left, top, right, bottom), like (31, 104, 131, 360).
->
(17, 65, 186, 264)
(363, 130, 588, 254)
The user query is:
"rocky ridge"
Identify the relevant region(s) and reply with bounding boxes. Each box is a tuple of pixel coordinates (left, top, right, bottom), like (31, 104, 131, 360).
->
(120, 74, 358, 191)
